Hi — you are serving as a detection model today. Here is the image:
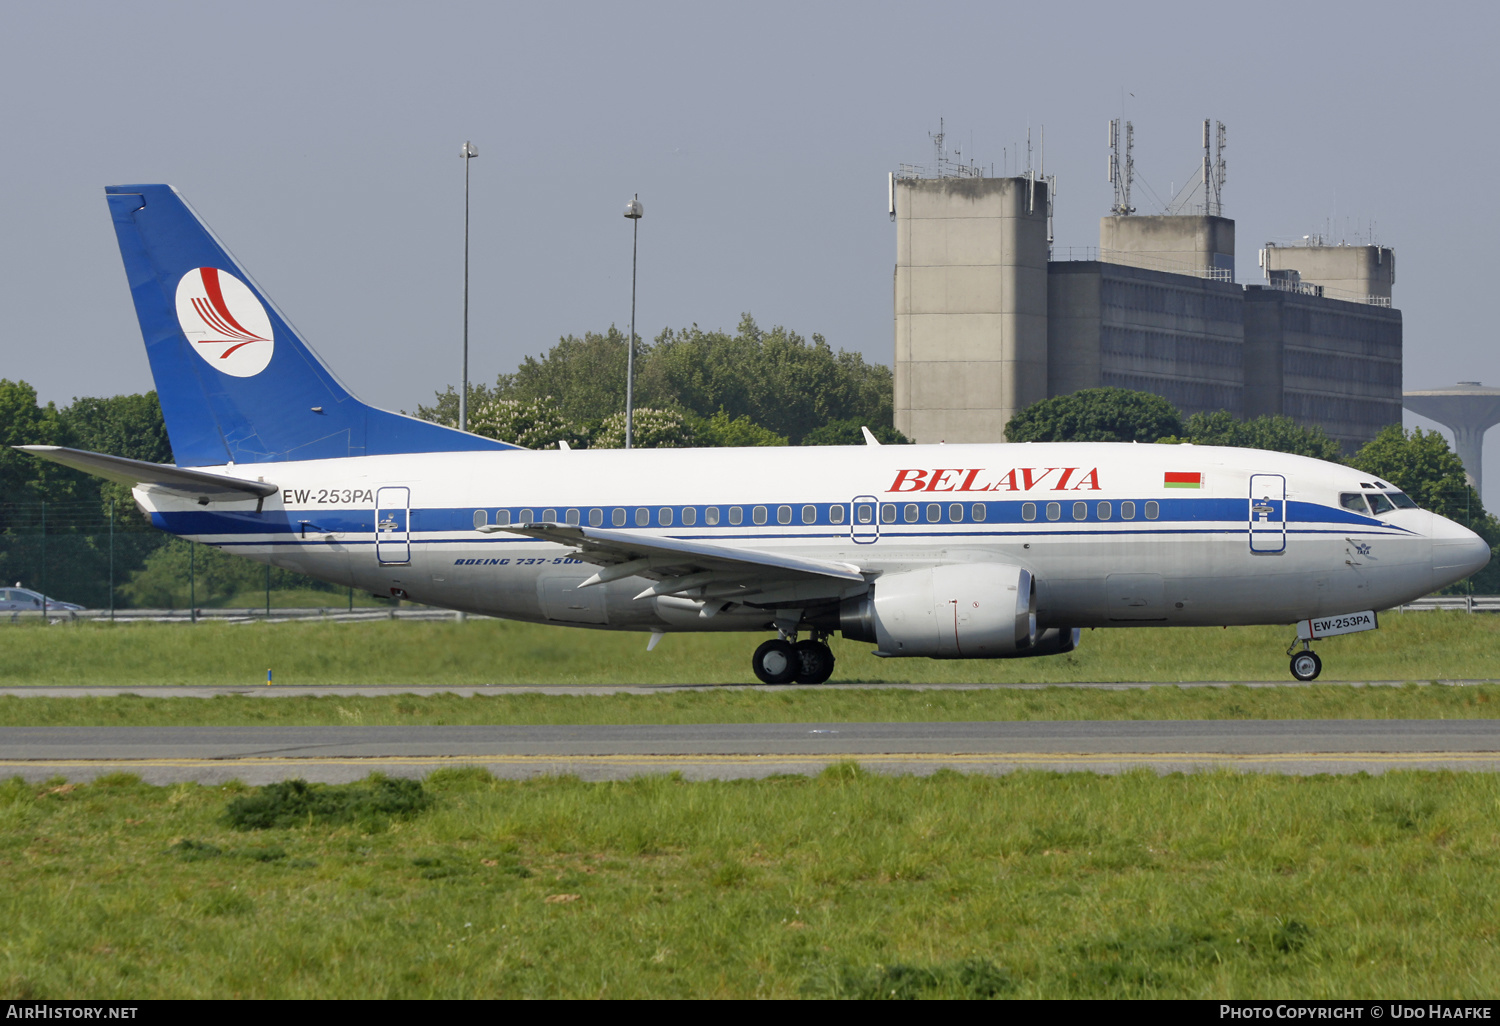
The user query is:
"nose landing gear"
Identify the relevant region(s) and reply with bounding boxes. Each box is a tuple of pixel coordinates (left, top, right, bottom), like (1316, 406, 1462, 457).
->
(1286, 636, 1322, 681)
(751, 631, 835, 685)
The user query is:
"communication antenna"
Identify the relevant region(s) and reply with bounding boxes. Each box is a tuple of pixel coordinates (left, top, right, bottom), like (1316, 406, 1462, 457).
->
(1108, 119, 1135, 215)
(931, 117, 946, 170)
(1203, 119, 1227, 216)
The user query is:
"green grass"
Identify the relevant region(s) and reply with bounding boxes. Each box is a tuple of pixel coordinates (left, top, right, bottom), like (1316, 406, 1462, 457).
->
(5, 682, 1500, 727)
(3, 768, 1498, 998)
(1, 611, 1497, 687)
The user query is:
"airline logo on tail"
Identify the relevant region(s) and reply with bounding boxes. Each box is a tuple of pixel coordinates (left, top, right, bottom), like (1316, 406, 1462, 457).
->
(174, 267, 275, 377)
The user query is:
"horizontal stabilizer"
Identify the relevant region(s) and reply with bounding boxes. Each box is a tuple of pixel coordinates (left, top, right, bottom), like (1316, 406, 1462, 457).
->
(16, 446, 277, 504)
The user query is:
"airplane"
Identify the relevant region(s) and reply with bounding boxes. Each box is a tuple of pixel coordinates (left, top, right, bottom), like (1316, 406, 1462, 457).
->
(18, 185, 1491, 684)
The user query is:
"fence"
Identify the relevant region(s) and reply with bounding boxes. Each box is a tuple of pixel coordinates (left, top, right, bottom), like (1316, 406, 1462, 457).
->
(0, 500, 380, 614)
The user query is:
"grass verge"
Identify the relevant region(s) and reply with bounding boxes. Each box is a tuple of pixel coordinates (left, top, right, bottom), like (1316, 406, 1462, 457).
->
(2, 767, 1496, 998)
(1, 611, 1497, 687)
(4, 682, 1500, 727)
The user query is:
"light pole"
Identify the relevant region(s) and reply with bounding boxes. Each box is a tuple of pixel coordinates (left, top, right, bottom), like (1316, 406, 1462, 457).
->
(460, 140, 478, 433)
(623, 194, 642, 449)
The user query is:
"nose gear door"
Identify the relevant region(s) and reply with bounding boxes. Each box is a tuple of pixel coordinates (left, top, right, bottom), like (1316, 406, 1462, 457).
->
(1249, 474, 1286, 554)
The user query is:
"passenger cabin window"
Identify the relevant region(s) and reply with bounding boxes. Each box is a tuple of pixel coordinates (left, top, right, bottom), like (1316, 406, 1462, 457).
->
(1340, 493, 1370, 515)
(881, 504, 896, 524)
(518, 508, 534, 524)
(1120, 501, 1136, 520)
(801, 504, 816, 524)
(705, 507, 720, 525)
(612, 508, 626, 527)
(635, 507, 650, 527)
(904, 504, 919, 523)
(753, 506, 768, 525)
(830, 505, 846, 525)
(729, 506, 743, 526)
(1144, 501, 1160, 520)
(972, 503, 986, 522)
(566, 509, 580, 526)
(682, 507, 697, 526)
(1022, 502, 1036, 522)
(926, 503, 940, 523)
(496, 509, 512, 527)
(856, 504, 874, 524)
(1368, 492, 1395, 515)
(658, 508, 672, 526)
(589, 509, 603, 527)
(1046, 502, 1061, 521)
(473, 510, 488, 529)
(949, 503, 963, 522)
(1098, 501, 1112, 520)
(1387, 491, 1418, 509)
(777, 505, 792, 525)
(1073, 501, 1087, 521)
(542, 508, 557, 523)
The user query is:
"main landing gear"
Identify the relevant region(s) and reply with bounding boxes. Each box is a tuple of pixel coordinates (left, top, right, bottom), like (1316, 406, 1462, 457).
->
(1286, 636, 1323, 682)
(752, 631, 835, 685)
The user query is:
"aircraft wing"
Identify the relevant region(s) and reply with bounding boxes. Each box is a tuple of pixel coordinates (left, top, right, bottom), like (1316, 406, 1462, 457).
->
(477, 522, 867, 604)
(16, 446, 278, 505)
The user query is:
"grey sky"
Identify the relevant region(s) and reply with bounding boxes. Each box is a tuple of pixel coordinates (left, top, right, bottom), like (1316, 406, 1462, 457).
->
(3, 1, 1496, 505)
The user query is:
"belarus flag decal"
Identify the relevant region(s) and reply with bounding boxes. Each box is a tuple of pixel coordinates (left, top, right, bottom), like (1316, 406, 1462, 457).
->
(1164, 472, 1202, 489)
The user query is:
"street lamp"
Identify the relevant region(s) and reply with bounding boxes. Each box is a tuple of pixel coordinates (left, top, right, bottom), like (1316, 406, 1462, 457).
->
(623, 194, 642, 449)
(460, 140, 478, 433)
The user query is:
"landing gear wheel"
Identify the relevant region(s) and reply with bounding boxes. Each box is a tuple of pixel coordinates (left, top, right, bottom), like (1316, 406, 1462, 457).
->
(792, 640, 835, 685)
(752, 639, 798, 684)
(1289, 651, 1322, 681)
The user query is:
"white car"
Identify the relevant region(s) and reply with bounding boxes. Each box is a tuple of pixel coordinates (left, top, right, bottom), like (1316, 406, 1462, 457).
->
(1, 587, 84, 612)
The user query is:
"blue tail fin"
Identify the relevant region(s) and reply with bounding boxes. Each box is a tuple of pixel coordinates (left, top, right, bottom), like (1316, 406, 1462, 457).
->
(105, 185, 516, 467)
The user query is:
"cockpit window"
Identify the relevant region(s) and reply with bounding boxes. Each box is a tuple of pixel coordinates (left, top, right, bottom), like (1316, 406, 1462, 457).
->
(1339, 493, 1370, 515)
(1368, 492, 1395, 515)
(1386, 491, 1418, 509)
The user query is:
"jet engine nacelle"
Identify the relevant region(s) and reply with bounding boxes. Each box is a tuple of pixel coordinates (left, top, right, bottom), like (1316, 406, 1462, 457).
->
(840, 563, 1038, 658)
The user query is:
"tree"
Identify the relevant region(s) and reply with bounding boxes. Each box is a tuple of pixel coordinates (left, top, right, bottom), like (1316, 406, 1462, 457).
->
(589, 408, 699, 449)
(1164, 411, 1343, 462)
(468, 397, 588, 451)
(1352, 426, 1478, 519)
(1352, 425, 1500, 594)
(417, 315, 898, 444)
(1005, 388, 1183, 443)
(120, 540, 341, 608)
(800, 418, 911, 446)
(694, 409, 788, 447)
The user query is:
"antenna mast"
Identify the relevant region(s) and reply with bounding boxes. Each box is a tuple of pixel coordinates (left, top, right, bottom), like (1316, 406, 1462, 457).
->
(1108, 119, 1135, 215)
(1204, 119, 1227, 216)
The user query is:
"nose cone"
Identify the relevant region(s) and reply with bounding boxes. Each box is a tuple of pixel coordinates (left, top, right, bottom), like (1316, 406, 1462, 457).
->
(1431, 514, 1491, 588)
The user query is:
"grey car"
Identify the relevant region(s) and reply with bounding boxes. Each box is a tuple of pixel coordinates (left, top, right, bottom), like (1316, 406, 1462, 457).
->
(1, 586, 84, 612)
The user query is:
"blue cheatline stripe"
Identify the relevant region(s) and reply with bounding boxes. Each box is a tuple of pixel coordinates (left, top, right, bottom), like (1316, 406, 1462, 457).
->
(206, 524, 1408, 552)
(154, 495, 1403, 538)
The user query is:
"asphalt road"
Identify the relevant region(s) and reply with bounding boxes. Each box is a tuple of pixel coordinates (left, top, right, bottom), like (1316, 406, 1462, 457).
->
(4, 720, 1498, 782)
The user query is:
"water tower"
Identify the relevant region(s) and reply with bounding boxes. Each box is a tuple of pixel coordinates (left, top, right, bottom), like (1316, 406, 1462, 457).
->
(1402, 382, 1500, 497)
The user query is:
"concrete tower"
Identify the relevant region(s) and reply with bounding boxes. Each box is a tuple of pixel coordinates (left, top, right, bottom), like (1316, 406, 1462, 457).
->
(893, 176, 1050, 442)
(1100, 214, 1235, 279)
(1262, 244, 1395, 303)
(1402, 383, 1500, 497)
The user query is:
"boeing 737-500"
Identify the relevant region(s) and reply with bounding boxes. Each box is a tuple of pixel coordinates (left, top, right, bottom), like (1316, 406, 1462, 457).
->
(19, 185, 1492, 683)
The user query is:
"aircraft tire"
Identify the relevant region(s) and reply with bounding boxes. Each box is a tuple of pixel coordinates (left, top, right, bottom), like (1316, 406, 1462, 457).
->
(1289, 651, 1322, 682)
(792, 640, 835, 685)
(752, 639, 799, 685)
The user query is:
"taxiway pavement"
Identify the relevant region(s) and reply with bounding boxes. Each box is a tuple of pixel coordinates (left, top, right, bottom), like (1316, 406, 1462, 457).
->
(3, 719, 1497, 783)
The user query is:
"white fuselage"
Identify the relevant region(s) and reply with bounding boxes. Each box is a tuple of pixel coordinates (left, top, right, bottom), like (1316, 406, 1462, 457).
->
(136, 442, 1487, 634)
